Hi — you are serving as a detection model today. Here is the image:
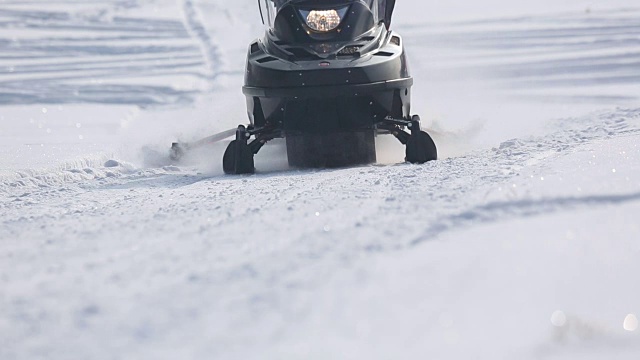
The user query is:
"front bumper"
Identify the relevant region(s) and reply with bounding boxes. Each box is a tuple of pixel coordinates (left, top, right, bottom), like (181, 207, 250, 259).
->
(242, 77, 413, 99)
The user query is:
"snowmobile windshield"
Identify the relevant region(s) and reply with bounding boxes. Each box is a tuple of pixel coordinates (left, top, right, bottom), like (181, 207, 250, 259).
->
(259, 0, 386, 39)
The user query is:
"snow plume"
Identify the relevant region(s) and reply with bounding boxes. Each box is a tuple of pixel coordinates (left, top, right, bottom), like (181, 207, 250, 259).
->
(375, 117, 487, 163)
(428, 117, 487, 158)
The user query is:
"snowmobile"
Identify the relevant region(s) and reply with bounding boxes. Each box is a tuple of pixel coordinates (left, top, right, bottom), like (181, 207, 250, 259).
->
(171, 0, 437, 174)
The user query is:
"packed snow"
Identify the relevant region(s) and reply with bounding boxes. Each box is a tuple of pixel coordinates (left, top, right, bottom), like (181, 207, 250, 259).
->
(1, 0, 639, 359)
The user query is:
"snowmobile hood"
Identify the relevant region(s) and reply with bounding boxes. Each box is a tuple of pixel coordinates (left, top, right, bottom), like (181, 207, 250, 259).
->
(272, 0, 395, 26)
(279, 0, 376, 6)
(259, 0, 395, 44)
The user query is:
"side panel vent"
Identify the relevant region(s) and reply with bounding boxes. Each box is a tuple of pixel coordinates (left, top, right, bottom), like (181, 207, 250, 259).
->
(250, 42, 260, 54)
(391, 36, 400, 46)
(256, 56, 277, 64)
(374, 51, 394, 57)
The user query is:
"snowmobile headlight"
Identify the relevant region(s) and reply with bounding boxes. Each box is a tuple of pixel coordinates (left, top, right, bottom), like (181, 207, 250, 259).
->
(300, 8, 347, 32)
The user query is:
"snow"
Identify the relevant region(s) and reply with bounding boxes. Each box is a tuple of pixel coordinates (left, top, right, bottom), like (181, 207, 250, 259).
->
(1, 0, 640, 359)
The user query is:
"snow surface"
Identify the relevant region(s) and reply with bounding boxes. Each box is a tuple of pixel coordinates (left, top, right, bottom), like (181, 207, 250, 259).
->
(1, 0, 639, 359)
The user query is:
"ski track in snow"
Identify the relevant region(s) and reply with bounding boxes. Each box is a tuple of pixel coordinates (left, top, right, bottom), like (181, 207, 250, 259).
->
(403, 8, 640, 105)
(0, 0, 205, 106)
(416, 190, 640, 246)
(181, 0, 222, 83)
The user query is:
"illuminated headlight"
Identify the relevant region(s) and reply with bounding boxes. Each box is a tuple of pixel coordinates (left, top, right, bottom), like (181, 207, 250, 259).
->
(300, 8, 348, 32)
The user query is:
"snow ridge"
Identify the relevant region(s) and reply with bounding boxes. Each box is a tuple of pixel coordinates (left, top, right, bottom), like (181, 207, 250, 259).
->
(413, 191, 640, 245)
(1, 108, 637, 196)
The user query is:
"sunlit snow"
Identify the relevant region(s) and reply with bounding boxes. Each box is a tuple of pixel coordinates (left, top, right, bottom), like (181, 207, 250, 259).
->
(1, 0, 639, 359)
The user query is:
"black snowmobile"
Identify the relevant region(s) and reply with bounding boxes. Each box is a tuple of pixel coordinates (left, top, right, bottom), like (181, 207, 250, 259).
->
(171, 0, 437, 174)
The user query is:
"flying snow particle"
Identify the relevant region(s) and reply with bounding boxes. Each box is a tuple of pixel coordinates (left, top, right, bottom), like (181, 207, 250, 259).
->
(624, 314, 638, 332)
(551, 311, 567, 327)
(42, 107, 48, 114)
